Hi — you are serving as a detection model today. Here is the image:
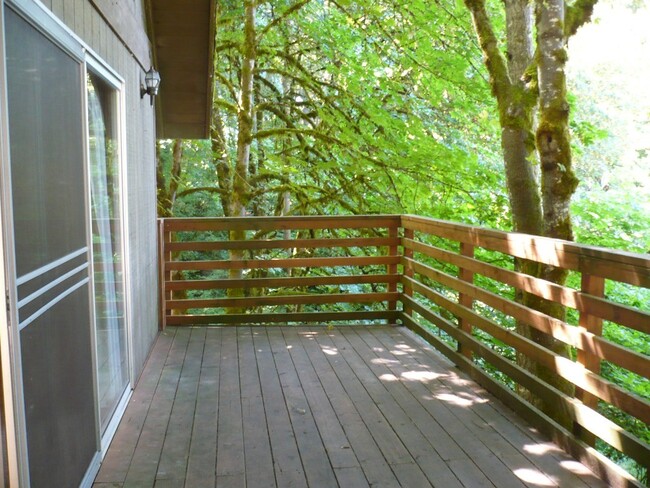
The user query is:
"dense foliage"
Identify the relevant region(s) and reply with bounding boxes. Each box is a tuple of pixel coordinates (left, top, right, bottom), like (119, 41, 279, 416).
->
(157, 0, 649, 481)
(159, 0, 509, 225)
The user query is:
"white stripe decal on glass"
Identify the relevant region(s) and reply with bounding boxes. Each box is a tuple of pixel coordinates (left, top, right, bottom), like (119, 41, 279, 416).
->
(16, 247, 88, 286)
(17, 263, 88, 308)
(18, 278, 89, 331)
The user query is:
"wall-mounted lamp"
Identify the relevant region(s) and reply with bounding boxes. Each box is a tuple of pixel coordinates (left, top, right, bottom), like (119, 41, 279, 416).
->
(140, 67, 161, 106)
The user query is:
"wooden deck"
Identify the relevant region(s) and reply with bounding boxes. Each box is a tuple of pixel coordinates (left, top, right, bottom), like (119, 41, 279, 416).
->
(93, 326, 609, 488)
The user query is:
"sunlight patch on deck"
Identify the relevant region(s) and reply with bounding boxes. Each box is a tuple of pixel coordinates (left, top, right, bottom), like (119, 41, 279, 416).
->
(320, 345, 338, 355)
(371, 357, 399, 365)
(513, 468, 556, 486)
(436, 392, 483, 407)
(436, 393, 474, 407)
(560, 460, 594, 475)
(394, 343, 416, 352)
(379, 373, 398, 382)
(400, 370, 441, 382)
(524, 442, 562, 456)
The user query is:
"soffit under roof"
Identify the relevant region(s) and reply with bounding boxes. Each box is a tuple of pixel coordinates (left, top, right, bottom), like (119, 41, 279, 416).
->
(148, 0, 215, 139)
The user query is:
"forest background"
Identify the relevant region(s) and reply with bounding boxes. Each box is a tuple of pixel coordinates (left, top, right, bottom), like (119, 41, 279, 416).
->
(156, 0, 649, 479)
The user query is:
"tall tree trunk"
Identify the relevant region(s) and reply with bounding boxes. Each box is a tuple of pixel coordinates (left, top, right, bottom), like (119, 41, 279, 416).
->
(537, 0, 579, 242)
(156, 139, 183, 218)
(502, 0, 543, 236)
(464, 0, 542, 236)
(524, 0, 580, 425)
(464, 0, 597, 429)
(227, 0, 256, 308)
(212, 111, 233, 216)
(232, 0, 256, 220)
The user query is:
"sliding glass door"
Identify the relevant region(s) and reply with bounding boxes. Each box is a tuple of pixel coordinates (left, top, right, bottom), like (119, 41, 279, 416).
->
(3, 4, 131, 485)
(87, 71, 129, 434)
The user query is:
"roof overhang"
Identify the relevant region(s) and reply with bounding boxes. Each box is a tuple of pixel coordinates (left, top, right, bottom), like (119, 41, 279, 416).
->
(147, 0, 215, 139)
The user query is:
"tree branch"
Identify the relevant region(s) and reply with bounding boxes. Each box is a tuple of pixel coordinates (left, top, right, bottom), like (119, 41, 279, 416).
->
(463, 0, 512, 106)
(214, 71, 238, 102)
(564, 0, 598, 38)
(176, 186, 226, 198)
(214, 98, 238, 113)
(254, 127, 341, 145)
(257, 0, 312, 40)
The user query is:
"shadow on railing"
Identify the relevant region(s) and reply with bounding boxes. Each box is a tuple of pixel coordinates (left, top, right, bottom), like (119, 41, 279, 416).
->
(159, 215, 649, 488)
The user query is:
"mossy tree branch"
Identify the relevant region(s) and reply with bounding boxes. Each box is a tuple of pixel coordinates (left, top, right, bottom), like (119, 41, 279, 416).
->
(565, 0, 598, 38)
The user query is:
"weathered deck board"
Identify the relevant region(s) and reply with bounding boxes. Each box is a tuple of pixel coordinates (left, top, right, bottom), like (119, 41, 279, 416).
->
(268, 328, 339, 487)
(94, 326, 610, 488)
(297, 329, 401, 488)
(93, 328, 175, 485)
(216, 325, 246, 488)
(374, 327, 606, 488)
(184, 327, 220, 488)
(238, 328, 275, 488)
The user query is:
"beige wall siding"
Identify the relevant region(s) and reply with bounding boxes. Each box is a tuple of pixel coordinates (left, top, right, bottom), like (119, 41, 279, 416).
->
(40, 0, 159, 381)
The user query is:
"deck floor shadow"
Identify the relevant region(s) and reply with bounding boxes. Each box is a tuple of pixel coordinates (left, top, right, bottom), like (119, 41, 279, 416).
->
(93, 326, 609, 488)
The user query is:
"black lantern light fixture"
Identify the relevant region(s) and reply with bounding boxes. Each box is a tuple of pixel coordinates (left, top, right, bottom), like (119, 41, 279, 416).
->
(140, 67, 161, 105)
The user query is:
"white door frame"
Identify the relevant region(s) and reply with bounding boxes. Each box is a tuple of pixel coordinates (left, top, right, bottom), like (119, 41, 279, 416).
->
(0, 1, 31, 484)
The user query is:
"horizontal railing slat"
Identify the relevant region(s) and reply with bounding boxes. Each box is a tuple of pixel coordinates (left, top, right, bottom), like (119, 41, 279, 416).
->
(401, 214, 650, 287)
(402, 237, 650, 334)
(165, 215, 401, 232)
(166, 292, 398, 310)
(166, 255, 400, 271)
(165, 274, 399, 291)
(165, 310, 400, 326)
(167, 236, 399, 252)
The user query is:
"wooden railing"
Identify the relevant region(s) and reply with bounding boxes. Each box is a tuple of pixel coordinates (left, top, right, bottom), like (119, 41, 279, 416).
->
(159, 216, 402, 327)
(399, 215, 649, 488)
(159, 215, 650, 488)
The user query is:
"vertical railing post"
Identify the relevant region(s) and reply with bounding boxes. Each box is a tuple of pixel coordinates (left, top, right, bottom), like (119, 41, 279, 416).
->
(458, 242, 474, 360)
(387, 222, 398, 322)
(402, 226, 414, 318)
(158, 219, 170, 330)
(574, 273, 605, 444)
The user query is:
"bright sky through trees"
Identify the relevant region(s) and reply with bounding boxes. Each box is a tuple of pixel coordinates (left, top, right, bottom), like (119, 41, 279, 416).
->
(568, 0, 650, 198)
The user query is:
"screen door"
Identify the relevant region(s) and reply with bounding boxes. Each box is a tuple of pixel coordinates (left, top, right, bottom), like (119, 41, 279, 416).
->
(5, 6, 98, 487)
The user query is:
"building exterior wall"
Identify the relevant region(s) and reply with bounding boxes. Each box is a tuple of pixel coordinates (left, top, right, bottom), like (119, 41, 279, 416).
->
(37, 0, 159, 381)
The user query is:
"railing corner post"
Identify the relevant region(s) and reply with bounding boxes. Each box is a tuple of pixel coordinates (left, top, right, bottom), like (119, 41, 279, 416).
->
(458, 242, 474, 360)
(387, 223, 399, 322)
(574, 272, 605, 445)
(402, 227, 414, 319)
(158, 218, 167, 330)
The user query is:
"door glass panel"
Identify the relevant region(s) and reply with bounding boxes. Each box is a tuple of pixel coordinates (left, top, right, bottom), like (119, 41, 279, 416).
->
(5, 7, 97, 487)
(6, 16, 87, 278)
(87, 72, 129, 432)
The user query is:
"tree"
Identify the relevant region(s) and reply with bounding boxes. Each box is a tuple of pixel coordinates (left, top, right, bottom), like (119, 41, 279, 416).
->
(161, 1, 512, 226)
(462, 0, 597, 425)
(156, 139, 183, 218)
